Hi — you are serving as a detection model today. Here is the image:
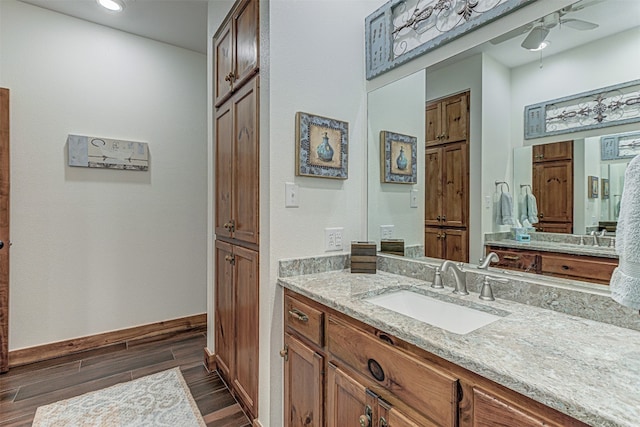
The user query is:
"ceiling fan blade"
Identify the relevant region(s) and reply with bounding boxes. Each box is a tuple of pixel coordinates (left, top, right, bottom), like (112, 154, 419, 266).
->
(562, 18, 599, 31)
(489, 23, 533, 45)
(521, 27, 550, 50)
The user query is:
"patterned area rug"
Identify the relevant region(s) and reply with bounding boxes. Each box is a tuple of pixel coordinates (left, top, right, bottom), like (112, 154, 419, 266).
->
(32, 367, 206, 427)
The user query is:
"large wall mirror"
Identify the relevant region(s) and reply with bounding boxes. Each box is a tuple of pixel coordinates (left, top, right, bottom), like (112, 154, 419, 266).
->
(366, 0, 640, 284)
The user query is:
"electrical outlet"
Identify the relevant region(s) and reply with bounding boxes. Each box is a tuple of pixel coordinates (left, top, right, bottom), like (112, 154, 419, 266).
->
(325, 227, 344, 252)
(410, 189, 418, 208)
(380, 225, 394, 240)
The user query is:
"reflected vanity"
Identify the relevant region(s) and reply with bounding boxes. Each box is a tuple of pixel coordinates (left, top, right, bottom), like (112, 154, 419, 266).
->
(366, 1, 640, 288)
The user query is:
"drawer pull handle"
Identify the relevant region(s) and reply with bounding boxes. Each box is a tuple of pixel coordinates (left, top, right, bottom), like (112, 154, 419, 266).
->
(367, 358, 385, 382)
(379, 417, 388, 427)
(562, 265, 570, 270)
(288, 308, 309, 322)
(359, 405, 373, 427)
(503, 255, 520, 261)
(378, 333, 394, 345)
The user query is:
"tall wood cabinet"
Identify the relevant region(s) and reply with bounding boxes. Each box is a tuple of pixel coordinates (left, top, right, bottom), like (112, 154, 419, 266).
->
(213, 0, 259, 421)
(532, 141, 573, 233)
(424, 92, 470, 262)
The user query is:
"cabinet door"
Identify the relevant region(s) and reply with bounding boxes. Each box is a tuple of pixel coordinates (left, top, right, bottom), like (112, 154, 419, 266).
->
(284, 334, 323, 427)
(424, 226, 444, 259)
(232, 245, 259, 418)
(378, 399, 433, 427)
(424, 147, 443, 225)
(214, 240, 235, 380)
(214, 20, 234, 107)
(233, 0, 259, 90)
(473, 387, 557, 427)
(441, 93, 468, 144)
(232, 77, 259, 245)
(442, 228, 468, 263)
(425, 103, 442, 147)
(532, 140, 572, 163)
(327, 364, 376, 427)
(533, 160, 572, 224)
(215, 100, 234, 240)
(441, 143, 468, 227)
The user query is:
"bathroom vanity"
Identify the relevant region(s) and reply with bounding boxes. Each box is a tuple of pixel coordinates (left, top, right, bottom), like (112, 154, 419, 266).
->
(278, 254, 640, 427)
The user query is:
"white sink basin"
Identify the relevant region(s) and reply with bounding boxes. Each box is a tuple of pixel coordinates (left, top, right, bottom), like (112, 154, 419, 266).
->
(365, 290, 502, 335)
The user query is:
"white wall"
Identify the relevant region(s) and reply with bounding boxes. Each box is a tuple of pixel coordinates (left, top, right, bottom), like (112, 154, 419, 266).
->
(367, 70, 425, 248)
(1, 0, 208, 350)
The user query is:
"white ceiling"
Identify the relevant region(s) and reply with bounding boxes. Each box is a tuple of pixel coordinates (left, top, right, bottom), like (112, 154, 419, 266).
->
(18, 0, 217, 54)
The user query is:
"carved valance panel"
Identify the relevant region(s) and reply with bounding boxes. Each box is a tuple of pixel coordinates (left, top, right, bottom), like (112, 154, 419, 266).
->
(524, 79, 640, 140)
(365, 0, 534, 80)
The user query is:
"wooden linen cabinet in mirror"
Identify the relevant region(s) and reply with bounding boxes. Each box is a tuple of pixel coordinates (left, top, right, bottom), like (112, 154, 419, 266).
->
(532, 141, 573, 233)
(424, 91, 470, 262)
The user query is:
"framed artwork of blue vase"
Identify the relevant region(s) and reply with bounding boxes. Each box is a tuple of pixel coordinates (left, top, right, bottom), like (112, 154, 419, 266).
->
(295, 112, 348, 179)
(380, 130, 417, 184)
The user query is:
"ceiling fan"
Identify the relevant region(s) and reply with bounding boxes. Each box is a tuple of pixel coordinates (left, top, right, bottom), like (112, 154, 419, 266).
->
(490, 0, 601, 50)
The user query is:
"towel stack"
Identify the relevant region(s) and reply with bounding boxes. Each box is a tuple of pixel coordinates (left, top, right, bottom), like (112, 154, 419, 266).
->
(611, 155, 640, 310)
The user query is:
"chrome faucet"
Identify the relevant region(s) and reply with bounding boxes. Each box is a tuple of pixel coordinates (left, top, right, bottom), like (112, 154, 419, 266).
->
(590, 231, 600, 247)
(477, 252, 499, 269)
(440, 260, 468, 295)
(599, 229, 607, 237)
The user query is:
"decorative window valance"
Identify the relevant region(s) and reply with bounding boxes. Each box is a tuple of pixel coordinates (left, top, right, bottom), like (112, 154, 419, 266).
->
(524, 79, 640, 140)
(365, 0, 535, 80)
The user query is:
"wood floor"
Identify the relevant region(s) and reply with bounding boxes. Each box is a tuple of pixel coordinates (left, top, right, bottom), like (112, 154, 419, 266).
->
(0, 329, 251, 427)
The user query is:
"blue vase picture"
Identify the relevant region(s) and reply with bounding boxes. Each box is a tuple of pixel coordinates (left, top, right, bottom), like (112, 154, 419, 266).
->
(316, 131, 334, 162)
(396, 146, 408, 170)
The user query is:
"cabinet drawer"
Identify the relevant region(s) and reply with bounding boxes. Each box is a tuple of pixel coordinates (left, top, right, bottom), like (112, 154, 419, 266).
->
(328, 316, 458, 426)
(285, 295, 324, 347)
(488, 247, 540, 273)
(540, 254, 617, 283)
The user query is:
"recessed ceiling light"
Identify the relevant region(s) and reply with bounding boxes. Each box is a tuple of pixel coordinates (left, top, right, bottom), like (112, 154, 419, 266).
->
(97, 0, 125, 12)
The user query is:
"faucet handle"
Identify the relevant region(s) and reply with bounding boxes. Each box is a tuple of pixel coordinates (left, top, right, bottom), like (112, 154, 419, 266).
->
(480, 276, 508, 301)
(457, 262, 465, 271)
(431, 266, 444, 289)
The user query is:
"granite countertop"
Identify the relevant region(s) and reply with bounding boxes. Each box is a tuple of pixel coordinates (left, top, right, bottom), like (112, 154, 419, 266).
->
(278, 270, 639, 427)
(485, 238, 619, 259)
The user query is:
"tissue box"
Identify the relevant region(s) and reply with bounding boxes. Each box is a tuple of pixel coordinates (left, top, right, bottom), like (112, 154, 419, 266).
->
(380, 239, 404, 256)
(351, 241, 377, 274)
(513, 227, 530, 242)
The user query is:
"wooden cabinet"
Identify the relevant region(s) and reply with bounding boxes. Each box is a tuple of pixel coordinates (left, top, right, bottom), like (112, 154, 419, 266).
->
(486, 247, 540, 274)
(533, 140, 572, 163)
(426, 92, 468, 147)
(283, 290, 588, 427)
(215, 76, 259, 246)
(326, 364, 426, 427)
(532, 141, 573, 233)
(425, 143, 468, 228)
(214, 0, 259, 107)
(425, 92, 470, 262)
(284, 334, 323, 427)
(487, 245, 617, 284)
(425, 227, 468, 262)
(214, 240, 259, 418)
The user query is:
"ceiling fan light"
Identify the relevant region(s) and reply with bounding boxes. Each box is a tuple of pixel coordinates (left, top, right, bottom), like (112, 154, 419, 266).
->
(521, 27, 550, 51)
(97, 0, 125, 12)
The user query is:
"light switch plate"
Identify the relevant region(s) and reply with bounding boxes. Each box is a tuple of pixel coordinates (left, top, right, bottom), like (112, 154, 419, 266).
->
(410, 189, 418, 208)
(285, 182, 299, 208)
(380, 225, 394, 239)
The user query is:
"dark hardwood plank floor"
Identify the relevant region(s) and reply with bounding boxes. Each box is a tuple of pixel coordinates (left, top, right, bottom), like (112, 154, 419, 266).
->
(0, 329, 250, 427)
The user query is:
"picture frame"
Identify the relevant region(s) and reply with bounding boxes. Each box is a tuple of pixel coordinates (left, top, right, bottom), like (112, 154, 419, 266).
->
(588, 176, 599, 198)
(380, 130, 417, 184)
(602, 178, 610, 199)
(295, 112, 348, 179)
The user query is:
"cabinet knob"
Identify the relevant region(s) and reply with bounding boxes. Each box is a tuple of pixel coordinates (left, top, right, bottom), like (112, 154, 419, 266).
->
(442, 215, 446, 222)
(223, 219, 236, 232)
(441, 231, 446, 239)
(379, 417, 388, 427)
(224, 254, 236, 265)
(436, 215, 441, 221)
(279, 345, 288, 361)
(539, 212, 544, 218)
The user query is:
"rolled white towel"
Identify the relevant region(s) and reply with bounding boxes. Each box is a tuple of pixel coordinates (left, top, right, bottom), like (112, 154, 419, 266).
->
(526, 193, 539, 224)
(611, 154, 640, 310)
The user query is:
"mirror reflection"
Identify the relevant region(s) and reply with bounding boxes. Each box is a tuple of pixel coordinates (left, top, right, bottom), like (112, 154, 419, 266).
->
(366, 0, 640, 287)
